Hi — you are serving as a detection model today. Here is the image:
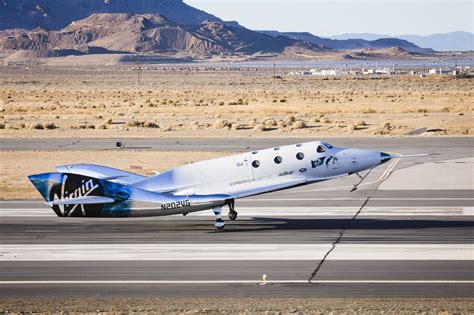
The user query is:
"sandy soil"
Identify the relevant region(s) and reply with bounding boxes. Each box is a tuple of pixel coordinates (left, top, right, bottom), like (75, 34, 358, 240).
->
(0, 65, 472, 138)
(0, 150, 226, 199)
(1, 297, 472, 314)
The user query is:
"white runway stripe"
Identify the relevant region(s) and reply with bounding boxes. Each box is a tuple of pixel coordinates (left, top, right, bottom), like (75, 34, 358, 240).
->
(0, 201, 42, 204)
(0, 207, 472, 217)
(192, 207, 474, 217)
(240, 198, 474, 201)
(0, 280, 472, 285)
(0, 244, 472, 261)
(2, 197, 473, 204)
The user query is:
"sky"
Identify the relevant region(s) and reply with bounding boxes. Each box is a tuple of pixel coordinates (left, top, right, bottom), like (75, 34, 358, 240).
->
(185, 0, 473, 37)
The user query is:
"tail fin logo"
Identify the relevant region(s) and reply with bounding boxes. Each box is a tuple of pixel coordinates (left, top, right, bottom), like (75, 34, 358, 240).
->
(51, 174, 101, 217)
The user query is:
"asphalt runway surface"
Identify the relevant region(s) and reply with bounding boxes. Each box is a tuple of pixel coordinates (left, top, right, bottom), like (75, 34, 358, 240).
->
(0, 136, 472, 153)
(0, 137, 473, 298)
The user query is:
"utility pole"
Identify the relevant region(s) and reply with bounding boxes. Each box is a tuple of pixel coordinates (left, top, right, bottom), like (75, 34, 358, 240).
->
(136, 59, 141, 85)
(272, 61, 275, 83)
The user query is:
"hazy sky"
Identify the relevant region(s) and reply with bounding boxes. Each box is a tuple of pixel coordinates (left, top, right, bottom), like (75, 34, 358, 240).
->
(185, 0, 473, 36)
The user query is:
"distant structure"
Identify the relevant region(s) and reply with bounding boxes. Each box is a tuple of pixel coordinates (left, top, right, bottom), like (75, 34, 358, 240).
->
(362, 67, 395, 75)
(310, 69, 343, 76)
(428, 67, 452, 75)
(286, 65, 471, 78)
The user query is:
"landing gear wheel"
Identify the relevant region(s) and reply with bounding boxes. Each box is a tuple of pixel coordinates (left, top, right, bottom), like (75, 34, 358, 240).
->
(214, 218, 225, 229)
(228, 211, 238, 221)
(227, 199, 237, 221)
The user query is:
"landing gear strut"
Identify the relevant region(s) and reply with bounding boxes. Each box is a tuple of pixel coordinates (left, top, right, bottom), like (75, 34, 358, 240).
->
(212, 206, 225, 229)
(351, 168, 374, 192)
(228, 199, 238, 221)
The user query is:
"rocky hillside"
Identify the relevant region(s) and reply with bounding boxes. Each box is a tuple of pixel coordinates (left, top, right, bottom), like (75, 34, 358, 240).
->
(260, 31, 433, 54)
(0, 0, 225, 30)
(0, 13, 325, 56)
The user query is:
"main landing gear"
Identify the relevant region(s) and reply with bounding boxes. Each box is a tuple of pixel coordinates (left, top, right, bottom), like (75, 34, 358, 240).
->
(212, 206, 225, 229)
(228, 200, 238, 221)
(212, 200, 238, 229)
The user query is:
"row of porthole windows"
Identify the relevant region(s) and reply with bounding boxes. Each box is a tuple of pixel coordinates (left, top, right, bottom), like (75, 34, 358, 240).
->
(252, 152, 305, 168)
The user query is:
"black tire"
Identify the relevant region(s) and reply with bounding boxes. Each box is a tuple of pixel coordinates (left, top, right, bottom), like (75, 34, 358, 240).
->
(229, 211, 237, 221)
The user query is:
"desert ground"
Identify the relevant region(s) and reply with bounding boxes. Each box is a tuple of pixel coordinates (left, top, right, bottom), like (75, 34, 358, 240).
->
(1, 297, 472, 314)
(0, 63, 472, 138)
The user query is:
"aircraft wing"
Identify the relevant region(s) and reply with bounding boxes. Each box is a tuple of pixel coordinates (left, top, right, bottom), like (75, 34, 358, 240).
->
(226, 177, 307, 199)
(179, 174, 350, 201)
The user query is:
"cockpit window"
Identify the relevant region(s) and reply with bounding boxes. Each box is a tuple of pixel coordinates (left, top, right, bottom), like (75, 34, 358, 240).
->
(324, 142, 333, 149)
(317, 145, 326, 153)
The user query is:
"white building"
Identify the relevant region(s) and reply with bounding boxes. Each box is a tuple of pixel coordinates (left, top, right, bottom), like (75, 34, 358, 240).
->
(310, 69, 342, 76)
(428, 68, 452, 75)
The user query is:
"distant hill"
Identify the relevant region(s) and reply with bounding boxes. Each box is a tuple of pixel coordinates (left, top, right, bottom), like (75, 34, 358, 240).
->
(0, 0, 227, 30)
(260, 31, 433, 54)
(0, 13, 325, 56)
(342, 47, 424, 60)
(332, 31, 474, 51)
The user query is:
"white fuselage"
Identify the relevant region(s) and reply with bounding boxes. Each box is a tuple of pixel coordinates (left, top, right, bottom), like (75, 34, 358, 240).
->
(36, 140, 391, 222)
(134, 141, 384, 197)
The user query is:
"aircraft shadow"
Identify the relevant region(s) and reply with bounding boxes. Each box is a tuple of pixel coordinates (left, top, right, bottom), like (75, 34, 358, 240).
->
(221, 217, 474, 233)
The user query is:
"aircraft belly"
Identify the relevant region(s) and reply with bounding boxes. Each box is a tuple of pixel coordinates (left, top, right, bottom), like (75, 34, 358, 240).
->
(77, 199, 224, 218)
(129, 202, 223, 217)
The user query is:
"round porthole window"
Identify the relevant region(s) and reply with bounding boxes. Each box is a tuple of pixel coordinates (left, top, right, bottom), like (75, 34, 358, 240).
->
(296, 152, 305, 160)
(274, 156, 283, 164)
(252, 160, 260, 168)
(299, 168, 307, 173)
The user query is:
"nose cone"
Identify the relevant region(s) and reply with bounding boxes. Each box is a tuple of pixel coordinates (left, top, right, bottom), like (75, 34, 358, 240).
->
(380, 152, 393, 164)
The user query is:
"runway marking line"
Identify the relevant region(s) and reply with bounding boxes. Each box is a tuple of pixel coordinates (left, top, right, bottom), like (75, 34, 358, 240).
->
(1, 244, 472, 261)
(3, 196, 474, 204)
(0, 280, 473, 284)
(300, 156, 400, 192)
(2, 205, 472, 218)
(241, 198, 474, 201)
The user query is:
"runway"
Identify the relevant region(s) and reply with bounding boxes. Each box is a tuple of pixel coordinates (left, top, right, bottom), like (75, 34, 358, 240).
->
(0, 136, 473, 154)
(0, 137, 473, 298)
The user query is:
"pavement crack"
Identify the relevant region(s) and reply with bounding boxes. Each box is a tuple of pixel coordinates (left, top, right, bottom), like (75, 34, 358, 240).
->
(308, 159, 400, 284)
(307, 196, 371, 283)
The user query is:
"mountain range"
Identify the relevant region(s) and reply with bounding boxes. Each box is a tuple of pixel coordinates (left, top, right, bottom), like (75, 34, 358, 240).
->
(260, 31, 433, 54)
(0, 0, 458, 59)
(331, 32, 473, 51)
(0, 12, 324, 56)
